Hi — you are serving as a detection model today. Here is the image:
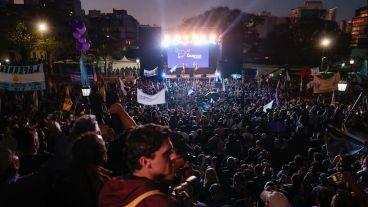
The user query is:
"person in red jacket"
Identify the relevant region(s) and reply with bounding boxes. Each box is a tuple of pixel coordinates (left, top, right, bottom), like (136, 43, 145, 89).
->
(99, 124, 179, 207)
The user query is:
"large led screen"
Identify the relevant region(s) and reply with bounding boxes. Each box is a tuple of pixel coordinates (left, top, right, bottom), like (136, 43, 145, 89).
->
(167, 45, 209, 68)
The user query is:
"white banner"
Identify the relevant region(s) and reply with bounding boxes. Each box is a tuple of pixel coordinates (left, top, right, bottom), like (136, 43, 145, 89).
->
(143, 67, 158, 77)
(137, 88, 166, 105)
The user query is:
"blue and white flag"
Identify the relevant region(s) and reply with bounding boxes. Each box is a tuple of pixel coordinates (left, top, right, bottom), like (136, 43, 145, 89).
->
(0, 64, 46, 91)
(80, 54, 89, 85)
(137, 88, 166, 105)
(144, 67, 158, 77)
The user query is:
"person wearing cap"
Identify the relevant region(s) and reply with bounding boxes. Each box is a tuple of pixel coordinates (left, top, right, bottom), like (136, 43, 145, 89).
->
(260, 181, 290, 207)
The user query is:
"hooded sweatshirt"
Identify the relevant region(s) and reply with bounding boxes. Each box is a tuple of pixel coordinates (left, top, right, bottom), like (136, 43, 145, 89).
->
(99, 176, 178, 207)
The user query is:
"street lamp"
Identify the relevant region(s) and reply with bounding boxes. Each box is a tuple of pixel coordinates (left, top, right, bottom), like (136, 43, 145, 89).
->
(5, 58, 10, 63)
(338, 81, 347, 92)
(320, 37, 332, 70)
(81, 85, 91, 97)
(349, 59, 355, 65)
(38, 22, 48, 33)
(37, 22, 49, 64)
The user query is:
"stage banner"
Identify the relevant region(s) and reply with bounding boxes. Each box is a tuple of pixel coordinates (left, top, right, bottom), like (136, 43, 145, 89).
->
(0, 64, 46, 91)
(137, 88, 166, 105)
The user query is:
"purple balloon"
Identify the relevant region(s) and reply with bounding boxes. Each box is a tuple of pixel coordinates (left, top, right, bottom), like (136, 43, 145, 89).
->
(76, 25, 86, 35)
(76, 42, 83, 50)
(78, 37, 87, 44)
(69, 20, 78, 28)
(82, 42, 90, 51)
(72, 31, 81, 39)
(75, 21, 84, 29)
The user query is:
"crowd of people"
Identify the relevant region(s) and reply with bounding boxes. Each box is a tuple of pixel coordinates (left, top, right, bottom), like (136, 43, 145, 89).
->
(0, 76, 368, 207)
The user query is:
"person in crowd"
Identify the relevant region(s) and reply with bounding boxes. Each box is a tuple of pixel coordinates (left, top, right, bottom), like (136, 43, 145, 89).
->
(107, 91, 137, 134)
(260, 181, 290, 207)
(99, 124, 178, 207)
(50, 133, 110, 207)
(13, 127, 53, 175)
(89, 84, 107, 124)
(0, 76, 367, 207)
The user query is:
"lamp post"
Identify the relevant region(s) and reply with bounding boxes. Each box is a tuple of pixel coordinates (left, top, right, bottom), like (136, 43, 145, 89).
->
(338, 81, 347, 92)
(81, 85, 91, 97)
(320, 37, 331, 71)
(37, 22, 48, 64)
(350, 59, 355, 74)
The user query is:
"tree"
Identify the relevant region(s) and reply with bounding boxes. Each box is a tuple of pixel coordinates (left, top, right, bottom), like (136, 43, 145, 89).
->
(7, 21, 36, 62)
(261, 19, 351, 66)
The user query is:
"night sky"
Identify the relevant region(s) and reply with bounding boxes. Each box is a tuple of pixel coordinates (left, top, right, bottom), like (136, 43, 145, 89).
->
(81, 0, 366, 29)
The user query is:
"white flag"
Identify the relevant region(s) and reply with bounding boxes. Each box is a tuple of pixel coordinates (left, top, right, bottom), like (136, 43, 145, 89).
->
(331, 90, 336, 106)
(137, 88, 166, 105)
(187, 89, 194, 96)
(263, 100, 274, 112)
(169, 65, 178, 73)
(119, 78, 127, 96)
(144, 67, 158, 77)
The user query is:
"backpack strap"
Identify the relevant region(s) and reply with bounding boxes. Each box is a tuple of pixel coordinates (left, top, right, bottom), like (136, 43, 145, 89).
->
(124, 190, 164, 207)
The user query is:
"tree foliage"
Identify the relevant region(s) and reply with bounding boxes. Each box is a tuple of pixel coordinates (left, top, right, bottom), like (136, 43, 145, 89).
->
(260, 19, 350, 66)
(7, 21, 36, 61)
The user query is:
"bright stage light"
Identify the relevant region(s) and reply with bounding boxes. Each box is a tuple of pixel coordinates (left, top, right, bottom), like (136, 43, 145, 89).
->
(162, 72, 166, 78)
(162, 32, 219, 47)
(174, 34, 181, 40)
(209, 34, 217, 42)
(164, 34, 171, 40)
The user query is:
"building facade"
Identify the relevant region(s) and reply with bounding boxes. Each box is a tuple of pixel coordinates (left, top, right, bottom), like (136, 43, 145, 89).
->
(351, 6, 368, 48)
(290, 1, 337, 24)
(87, 9, 139, 59)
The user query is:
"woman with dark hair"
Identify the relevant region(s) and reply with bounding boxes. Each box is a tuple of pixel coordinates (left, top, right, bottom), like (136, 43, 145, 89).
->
(50, 133, 111, 207)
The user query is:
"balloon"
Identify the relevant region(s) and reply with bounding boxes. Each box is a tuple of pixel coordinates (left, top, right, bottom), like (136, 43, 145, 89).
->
(75, 21, 84, 29)
(82, 42, 90, 51)
(76, 25, 86, 35)
(76, 42, 83, 50)
(72, 31, 81, 39)
(69, 20, 78, 28)
(78, 37, 87, 44)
